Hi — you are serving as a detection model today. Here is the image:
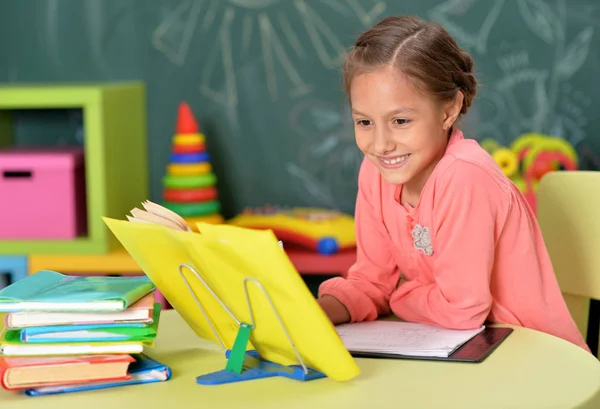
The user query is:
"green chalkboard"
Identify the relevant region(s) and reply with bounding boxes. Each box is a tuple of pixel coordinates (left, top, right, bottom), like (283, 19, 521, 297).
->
(1, 0, 599, 217)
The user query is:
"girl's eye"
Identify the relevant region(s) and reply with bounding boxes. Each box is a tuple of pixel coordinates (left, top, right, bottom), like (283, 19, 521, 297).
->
(355, 119, 372, 127)
(393, 118, 410, 125)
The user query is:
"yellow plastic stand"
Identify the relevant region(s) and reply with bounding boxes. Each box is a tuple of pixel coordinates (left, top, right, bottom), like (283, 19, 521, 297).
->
(103, 217, 360, 382)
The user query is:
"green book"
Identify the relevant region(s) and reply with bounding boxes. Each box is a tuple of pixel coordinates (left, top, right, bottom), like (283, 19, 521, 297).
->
(0, 270, 155, 312)
(6, 304, 162, 344)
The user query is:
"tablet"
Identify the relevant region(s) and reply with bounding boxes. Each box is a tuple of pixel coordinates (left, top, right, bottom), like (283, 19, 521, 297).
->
(349, 327, 513, 363)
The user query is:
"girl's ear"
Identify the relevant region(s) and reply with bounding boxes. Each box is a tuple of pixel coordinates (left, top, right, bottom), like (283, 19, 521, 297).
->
(442, 90, 464, 130)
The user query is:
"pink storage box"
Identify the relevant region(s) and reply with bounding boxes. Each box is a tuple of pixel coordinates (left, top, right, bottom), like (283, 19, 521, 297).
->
(0, 147, 87, 239)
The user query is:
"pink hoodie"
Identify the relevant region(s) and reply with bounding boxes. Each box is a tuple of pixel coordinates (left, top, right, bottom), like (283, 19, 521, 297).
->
(319, 128, 589, 352)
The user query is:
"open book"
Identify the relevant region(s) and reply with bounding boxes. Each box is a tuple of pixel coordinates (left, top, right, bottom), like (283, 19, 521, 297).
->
(335, 320, 485, 358)
(126, 200, 192, 231)
(126, 201, 284, 249)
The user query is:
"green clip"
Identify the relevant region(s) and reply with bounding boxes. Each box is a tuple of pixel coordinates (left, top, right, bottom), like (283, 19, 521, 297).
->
(226, 323, 252, 374)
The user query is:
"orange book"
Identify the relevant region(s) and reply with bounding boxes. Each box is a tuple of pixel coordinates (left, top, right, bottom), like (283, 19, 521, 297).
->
(0, 354, 135, 390)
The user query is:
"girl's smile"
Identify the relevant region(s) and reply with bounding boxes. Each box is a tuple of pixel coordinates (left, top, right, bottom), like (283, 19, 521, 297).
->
(378, 154, 410, 169)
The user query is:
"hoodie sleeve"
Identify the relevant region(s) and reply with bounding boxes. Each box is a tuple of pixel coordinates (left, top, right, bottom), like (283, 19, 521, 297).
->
(318, 159, 401, 322)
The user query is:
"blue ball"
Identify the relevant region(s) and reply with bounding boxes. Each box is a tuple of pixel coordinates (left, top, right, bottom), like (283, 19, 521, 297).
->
(317, 237, 339, 255)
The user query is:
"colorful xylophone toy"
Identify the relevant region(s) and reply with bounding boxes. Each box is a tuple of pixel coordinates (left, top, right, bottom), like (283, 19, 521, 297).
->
(481, 133, 578, 214)
(162, 102, 224, 229)
(228, 205, 356, 255)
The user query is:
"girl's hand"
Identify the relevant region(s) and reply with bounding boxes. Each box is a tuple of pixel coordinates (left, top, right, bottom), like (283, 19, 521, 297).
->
(317, 295, 351, 324)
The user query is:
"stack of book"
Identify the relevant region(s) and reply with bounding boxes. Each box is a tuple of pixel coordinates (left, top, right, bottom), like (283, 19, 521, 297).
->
(0, 270, 171, 396)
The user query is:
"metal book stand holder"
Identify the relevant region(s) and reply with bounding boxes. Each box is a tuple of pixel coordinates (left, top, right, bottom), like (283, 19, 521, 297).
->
(178, 263, 326, 385)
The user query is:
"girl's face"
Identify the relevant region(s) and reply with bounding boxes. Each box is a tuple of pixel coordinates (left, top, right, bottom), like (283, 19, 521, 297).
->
(350, 66, 462, 196)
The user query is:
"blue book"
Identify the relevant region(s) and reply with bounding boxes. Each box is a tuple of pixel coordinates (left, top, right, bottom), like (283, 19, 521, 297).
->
(14, 304, 161, 344)
(0, 270, 155, 312)
(24, 353, 172, 396)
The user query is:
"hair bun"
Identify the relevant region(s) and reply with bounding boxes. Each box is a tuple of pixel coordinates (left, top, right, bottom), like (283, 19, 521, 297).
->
(457, 51, 476, 114)
(460, 50, 474, 73)
(460, 72, 477, 114)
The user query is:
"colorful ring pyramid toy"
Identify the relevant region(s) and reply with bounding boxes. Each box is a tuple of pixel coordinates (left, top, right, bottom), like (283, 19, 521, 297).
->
(161, 102, 224, 229)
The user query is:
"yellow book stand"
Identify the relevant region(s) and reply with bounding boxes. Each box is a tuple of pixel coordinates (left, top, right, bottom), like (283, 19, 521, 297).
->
(102, 218, 360, 385)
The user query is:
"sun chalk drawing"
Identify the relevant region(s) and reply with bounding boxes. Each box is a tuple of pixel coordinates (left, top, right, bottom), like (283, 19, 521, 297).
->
(148, 0, 599, 210)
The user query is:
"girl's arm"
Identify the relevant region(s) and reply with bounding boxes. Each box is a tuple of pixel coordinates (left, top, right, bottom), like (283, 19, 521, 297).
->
(391, 161, 509, 329)
(318, 160, 401, 324)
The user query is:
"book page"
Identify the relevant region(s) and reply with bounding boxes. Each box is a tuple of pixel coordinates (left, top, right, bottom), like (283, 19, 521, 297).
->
(335, 320, 485, 357)
(27, 330, 127, 340)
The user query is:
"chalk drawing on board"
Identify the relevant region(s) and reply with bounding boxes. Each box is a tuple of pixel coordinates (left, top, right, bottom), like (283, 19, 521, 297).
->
(84, 0, 110, 73)
(517, 0, 563, 45)
(152, 0, 204, 66)
(496, 68, 550, 134)
(153, 0, 389, 107)
(290, 100, 345, 138)
(429, 0, 505, 54)
(285, 163, 338, 209)
(503, 0, 591, 143)
(45, 0, 61, 66)
(294, 1, 346, 69)
(258, 13, 313, 100)
(196, 1, 315, 105)
(345, 0, 387, 28)
(429, 0, 596, 150)
(200, 7, 238, 106)
(203, 0, 221, 32)
(551, 87, 591, 146)
(277, 12, 306, 59)
(464, 87, 508, 144)
(227, 0, 284, 8)
(45, 0, 109, 71)
(552, 115, 586, 146)
(320, 0, 353, 16)
(241, 13, 253, 57)
(228, 0, 385, 27)
(497, 50, 529, 73)
(556, 26, 594, 80)
(287, 99, 362, 211)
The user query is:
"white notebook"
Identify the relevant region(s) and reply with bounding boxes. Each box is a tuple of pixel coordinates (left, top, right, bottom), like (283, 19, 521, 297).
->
(335, 320, 485, 358)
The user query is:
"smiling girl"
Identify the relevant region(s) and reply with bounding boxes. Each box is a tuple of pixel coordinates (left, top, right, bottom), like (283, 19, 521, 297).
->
(317, 15, 589, 351)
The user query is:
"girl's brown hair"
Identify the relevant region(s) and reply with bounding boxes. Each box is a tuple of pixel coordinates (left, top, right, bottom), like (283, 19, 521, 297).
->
(343, 15, 477, 115)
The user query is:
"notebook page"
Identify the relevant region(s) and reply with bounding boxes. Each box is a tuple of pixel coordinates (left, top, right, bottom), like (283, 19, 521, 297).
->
(335, 321, 485, 357)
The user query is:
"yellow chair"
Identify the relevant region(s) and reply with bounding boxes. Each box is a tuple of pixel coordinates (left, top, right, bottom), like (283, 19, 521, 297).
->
(537, 171, 600, 356)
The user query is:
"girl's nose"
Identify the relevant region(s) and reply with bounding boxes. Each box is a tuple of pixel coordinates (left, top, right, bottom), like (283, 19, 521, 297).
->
(373, 128, 395, 155)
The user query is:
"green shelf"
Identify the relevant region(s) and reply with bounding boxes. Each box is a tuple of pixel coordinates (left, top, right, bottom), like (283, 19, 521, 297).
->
(0, 82, 148, 254)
